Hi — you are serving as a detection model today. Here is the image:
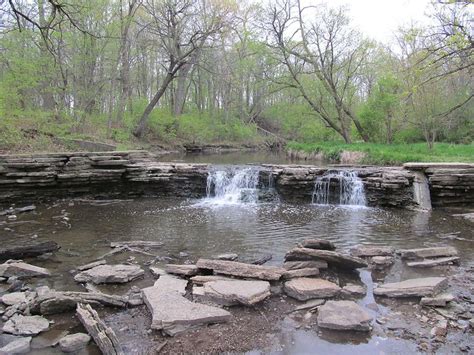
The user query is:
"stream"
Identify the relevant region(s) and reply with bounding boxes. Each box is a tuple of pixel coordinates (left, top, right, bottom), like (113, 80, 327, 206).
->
(0, 153, 473, 354)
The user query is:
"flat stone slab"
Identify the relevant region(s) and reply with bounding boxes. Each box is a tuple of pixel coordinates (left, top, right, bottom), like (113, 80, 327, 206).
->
(342, 284, 366, 297)
(3, 315, 50, 336)
(190, 275, 236, 285)
(196, 259, 284, 281)
(317, 301, 372, 331)
(0, 261, 50, 279)
(165, 264, 199, 276)
(74, 264, 144, 284)
(351, 246, 395, 257)
(285, 248, 367, 269)
(196, 280, 271, 306)
(407, 256, 460, 268)
(142, 287, 230, 336)
(152, 275, 188, 295)
(399, 247, 458, 260)
(283, 260, 328, 270)
(299, 239, 335, 250)
(1, 292, 27, 306)
(282, 268, 320, 279)
(374, 277, 448, 298)
(420, 293, 455, 307)
(284, 278, 341, 301)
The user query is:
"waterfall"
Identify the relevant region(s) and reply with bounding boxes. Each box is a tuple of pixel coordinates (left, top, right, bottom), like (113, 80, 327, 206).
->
(312, 170, 366, 206)
(205, 167, 261, 204)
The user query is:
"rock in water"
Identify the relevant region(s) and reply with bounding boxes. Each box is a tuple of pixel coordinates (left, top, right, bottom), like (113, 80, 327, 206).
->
(195, 280, 271, 306)
(3, 315, 50, 336)
(282, 268, 320, 279)
(351, 245, 395, 257)
(317, 301, 372, 331)
(165, 264, 199, 276)
(196, 259, 284, 281)
(0, 261, 50, 279)
(0, 336, 32, 354)
(215, 253, 238, 261)
(285, 248, 367, 269)
(74, 264, 144, 284)
(0, 241, 60, 261)
(299, 239, 336, 251)
(341, 284, 366, 297)
(151, 275, 188, 295)
(59, 333, 91, 353)
(374, 277, 448, 298)
(283, 260, 328, 270)
(142, 281, 230, 336)
(283, 278, 341, 301)
(399, 247, 457, 260)
(406, 257, 459, 268)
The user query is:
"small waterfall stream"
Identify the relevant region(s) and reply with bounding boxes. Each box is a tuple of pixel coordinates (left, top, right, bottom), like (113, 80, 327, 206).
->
(312, 170, 367, 206)
(205, 167, 261, 204)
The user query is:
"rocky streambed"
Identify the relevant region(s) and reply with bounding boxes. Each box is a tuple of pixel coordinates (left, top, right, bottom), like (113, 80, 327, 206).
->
(0, 199, 473, 354)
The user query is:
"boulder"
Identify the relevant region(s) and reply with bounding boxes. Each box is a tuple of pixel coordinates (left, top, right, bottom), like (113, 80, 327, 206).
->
(420, 293, 455, 307)
(0, 336, 31, 354)
(3, 315, 49, 336)
(74, 264, 144, 284)
(195, 280, 271, 306)
(317, 301, 372, 331)
(142, 286, 230, 336)
(215, 253, 238, 261)
(165, 264, 199, 276)
(374, 277, 448, 298)
(282, 268, 320, 279)
(196, 259, 284, 281)
(299, 239, 336, 251)
(371, 256, 394, 269)
(351, 245, 395, 257)
(0, 261, 50, 279)
(283, 260, 328, 270)
(399, 247, 457, 260)
(284, 278, 341, 301)
(285, 248, 367, 269)
(59, 333, 91, 353)
(407, 257, 459, 268)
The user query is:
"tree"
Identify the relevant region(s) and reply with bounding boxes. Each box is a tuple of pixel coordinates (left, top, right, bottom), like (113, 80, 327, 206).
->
(132, 0, 233, 137)
(265, 0, 370, 143)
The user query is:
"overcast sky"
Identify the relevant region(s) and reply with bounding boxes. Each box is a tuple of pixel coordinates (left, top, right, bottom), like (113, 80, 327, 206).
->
(311, 0, 433, 44)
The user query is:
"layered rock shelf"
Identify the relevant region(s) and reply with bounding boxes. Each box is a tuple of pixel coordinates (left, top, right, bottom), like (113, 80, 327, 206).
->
(0, 151, 472, 208)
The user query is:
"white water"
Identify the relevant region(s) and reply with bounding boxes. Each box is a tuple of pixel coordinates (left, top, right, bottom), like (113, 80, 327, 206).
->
(312, 170, 367, 206)
(203, 167, 260, 205)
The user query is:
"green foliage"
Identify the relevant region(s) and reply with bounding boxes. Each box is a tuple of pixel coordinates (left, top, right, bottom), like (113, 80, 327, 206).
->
(287, 141, 474, 165)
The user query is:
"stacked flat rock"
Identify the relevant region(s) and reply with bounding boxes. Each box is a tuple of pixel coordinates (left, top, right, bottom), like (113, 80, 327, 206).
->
(399, 247, 459, 268)
(299, 239, 336, 251)
(196, 259, 284, 281)
(0, 261, 50, 279)
(285, 248, 367, 269)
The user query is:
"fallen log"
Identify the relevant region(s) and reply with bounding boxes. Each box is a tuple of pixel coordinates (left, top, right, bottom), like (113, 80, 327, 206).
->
(32, 290, 128, 315)
(110, 241, 163, 249)
(0, 241, 60, 260)
(76, 303, 124, 355)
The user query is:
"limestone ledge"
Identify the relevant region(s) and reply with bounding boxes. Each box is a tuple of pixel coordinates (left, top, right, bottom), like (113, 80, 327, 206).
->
(0, 151, 472, 208)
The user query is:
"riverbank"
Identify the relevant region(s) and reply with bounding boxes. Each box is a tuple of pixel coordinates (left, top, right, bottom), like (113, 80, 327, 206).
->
(286, 142, 474, 165)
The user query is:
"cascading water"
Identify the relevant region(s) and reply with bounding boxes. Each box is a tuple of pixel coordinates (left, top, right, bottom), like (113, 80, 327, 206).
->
(312, 170, 367, 206)
(204, 167, 261, 204)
